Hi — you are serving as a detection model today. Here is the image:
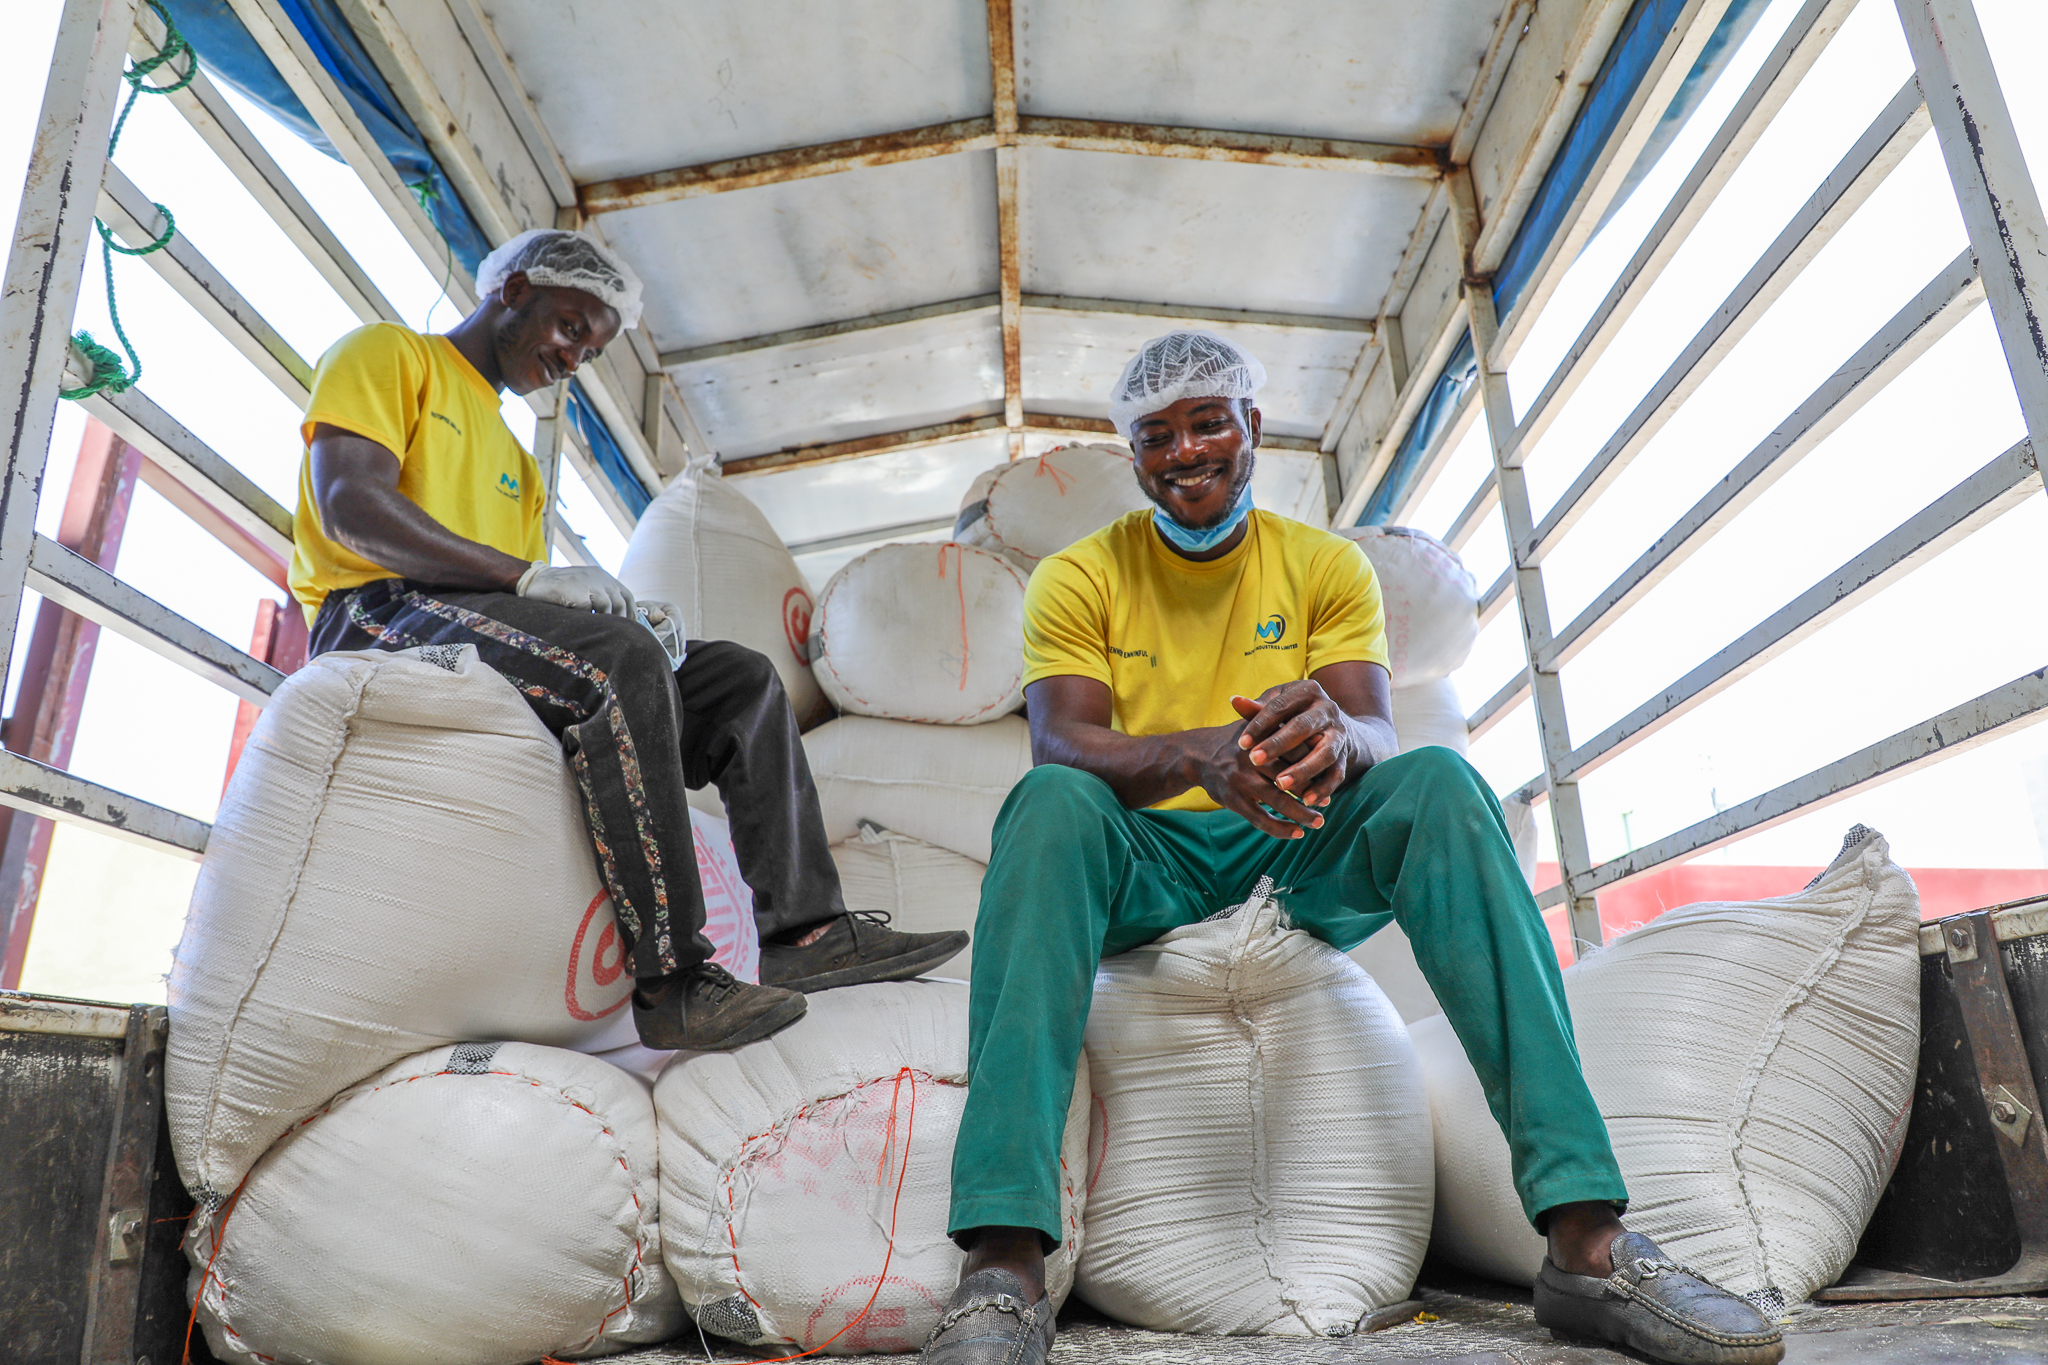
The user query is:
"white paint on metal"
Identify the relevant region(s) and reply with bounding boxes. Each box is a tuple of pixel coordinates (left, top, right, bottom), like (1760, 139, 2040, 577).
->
(1571, 662, 2048, 899)
(1520, 80, 1931, 561)
(0, 0, 141, 705)
(1545, 250, 1985, 670)
(26, 535, 283, 705)
(77, 384, 292, 558)
(1896, 0, 2048, 484)
(0, 751, 209, 860)
(1565, 438, 2040, 784)
(1500, 0, 1859, 464)
(97, 163, 314, 404)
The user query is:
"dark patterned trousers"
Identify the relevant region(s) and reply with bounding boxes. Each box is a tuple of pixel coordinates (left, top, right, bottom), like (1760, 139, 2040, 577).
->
(310, 578, 845, 978)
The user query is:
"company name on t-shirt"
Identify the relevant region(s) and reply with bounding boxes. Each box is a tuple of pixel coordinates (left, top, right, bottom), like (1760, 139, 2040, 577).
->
(1107, 644, 1159, 668)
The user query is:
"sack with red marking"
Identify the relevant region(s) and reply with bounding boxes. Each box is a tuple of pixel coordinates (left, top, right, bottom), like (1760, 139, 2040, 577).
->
(954, 444, 1150, 570)
(810, 543, 1027, 725)
(1339, 526, 1477, 685)
(619, 460, 828, 728)
(655, 981, 1091, 1355)
(167, 645, 750, 1211)
(189, 1041, 681, 1365)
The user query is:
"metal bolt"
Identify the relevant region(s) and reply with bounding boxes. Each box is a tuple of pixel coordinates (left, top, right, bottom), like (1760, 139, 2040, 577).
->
(1993, 1101, 2019, 1124)
(1951, 927, 1972, 950)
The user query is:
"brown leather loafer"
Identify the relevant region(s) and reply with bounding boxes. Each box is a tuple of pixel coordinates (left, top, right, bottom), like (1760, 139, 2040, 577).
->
(1534, 1231, 1784, 1365)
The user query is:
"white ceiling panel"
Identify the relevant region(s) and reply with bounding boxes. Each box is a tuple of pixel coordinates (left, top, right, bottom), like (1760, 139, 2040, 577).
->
(1019, 148, 1430, 319)
(1022, 308, 1366, 440)
(604, 154, 1000, 350)
(484, 0, 992, 180)
(674, 311, 1003, 459)
(1016, 0, 1503, 145)
(739, 433, 1011, 543)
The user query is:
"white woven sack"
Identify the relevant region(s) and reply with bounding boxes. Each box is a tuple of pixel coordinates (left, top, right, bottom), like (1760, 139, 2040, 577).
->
(619, 463, 828, 728)
(190, 1041, 680, 1365)
(954, 445, 1150, 568)
(656, 981, 1090, 1355)
(1079, 886, 1433, 1336)
(811, 543, 1027, 725)
(832, 822, 984, 980)
(167, 646, 657, 1208)
(803, 714, 1034, 863)
(1340, 526, 1477, 685)
(1413, 825, 1920, 1308)
(1391, 678, 1469, 755)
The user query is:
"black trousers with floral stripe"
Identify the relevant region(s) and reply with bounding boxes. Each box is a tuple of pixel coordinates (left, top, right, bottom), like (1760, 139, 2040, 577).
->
(310, 578, 844, 978)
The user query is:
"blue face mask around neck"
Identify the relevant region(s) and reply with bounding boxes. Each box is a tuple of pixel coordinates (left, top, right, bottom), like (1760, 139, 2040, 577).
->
(1152, 479, 1254, 554)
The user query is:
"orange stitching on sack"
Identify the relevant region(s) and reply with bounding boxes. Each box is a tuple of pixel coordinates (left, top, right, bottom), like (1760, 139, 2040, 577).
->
(189, 1063, 652, 1363)
(719, 1067, 931, 1362)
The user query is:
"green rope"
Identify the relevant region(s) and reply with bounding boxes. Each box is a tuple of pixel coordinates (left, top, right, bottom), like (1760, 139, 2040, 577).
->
(61, 0, 195, 401)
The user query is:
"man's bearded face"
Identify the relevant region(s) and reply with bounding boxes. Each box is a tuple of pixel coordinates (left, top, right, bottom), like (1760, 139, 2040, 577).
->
(1129, 396, 1261, 528)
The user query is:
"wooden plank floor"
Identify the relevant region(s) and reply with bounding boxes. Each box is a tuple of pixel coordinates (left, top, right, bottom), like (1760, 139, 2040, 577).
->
(616, 1267, 2048, 1363)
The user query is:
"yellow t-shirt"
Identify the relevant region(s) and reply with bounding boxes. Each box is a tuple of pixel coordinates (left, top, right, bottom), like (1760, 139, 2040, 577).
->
(1022, 508, 1390, 811)
(289, 323, 546, 620)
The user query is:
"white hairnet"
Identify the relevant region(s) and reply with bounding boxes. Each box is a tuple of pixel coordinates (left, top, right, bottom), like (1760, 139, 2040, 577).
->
(476, 228, 644, 331)
(1107, 330, 1267, 440)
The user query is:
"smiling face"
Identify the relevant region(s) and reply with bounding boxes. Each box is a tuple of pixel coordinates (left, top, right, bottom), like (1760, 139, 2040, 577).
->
(1130, 395, 1262, 529)
(490, 272, 622, 395)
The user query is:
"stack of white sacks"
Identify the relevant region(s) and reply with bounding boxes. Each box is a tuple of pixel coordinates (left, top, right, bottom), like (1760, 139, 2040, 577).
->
(165, 448, 1926, 1360)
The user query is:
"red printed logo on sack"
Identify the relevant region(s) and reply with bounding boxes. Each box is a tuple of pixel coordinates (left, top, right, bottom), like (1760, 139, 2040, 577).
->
(565, 890, 632, 1021)
(783, 586, 814, 661)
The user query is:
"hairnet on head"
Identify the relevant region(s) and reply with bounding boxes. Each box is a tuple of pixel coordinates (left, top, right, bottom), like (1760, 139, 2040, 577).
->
(1107, 329, 1267, 440)
(475, 228, 644, 331)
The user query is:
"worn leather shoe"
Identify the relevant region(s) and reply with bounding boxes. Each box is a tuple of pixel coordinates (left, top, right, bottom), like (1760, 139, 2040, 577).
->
(1534, 1231, 1784, 1365)
(760, 911, 968, 993)
(919, 1269, 1054, 1365)
(632, 962, 805, 1050)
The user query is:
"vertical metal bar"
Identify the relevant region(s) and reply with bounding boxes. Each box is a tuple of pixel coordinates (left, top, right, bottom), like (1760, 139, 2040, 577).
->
(0, 0, 142, 705)
(1448, 169, 1603, 956)
(0, 422, 143, 987)
(1894, 0, 2048, 483)
(536, 378, 568, 557)
(988, 0, 1024, 460)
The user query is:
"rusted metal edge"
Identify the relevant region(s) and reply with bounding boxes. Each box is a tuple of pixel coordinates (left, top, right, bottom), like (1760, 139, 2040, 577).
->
(1014, 117, 1442, 176)
(719, 415, 1009, 477)
(0, 991, 132, 1038)
(580, 116, 1442, 215)
(719, 412, 1320, 477)
(658, 295, 1371, 368)
(579, 118, 1002, 214)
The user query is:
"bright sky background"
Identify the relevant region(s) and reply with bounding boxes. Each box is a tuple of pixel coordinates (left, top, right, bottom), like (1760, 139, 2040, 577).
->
(4, 0, 2047, 1001)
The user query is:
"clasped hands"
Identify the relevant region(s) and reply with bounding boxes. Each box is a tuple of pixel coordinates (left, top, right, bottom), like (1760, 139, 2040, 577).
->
(1199, 681, 1360, 840)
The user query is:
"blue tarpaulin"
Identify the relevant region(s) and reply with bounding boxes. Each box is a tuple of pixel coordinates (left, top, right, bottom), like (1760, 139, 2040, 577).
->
(567, 381, 652, 519)
(164, 0, 653, 518)
(1359, 0, 1771, 526)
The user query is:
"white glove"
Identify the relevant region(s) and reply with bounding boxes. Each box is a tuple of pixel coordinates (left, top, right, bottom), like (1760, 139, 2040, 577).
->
(515, 561, 637, 616)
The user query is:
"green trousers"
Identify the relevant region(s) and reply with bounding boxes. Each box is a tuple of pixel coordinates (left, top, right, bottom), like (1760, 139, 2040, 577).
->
(948, 746, 1627, 1248)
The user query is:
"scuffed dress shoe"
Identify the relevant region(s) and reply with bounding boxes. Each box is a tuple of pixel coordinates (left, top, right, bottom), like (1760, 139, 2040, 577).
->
(1534, 1230, 1784, 1365)
(919, 1269, 1054, 1365)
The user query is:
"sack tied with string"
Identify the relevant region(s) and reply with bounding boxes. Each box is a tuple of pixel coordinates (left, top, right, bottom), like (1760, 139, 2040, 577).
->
(656, 981, 1091, 1355)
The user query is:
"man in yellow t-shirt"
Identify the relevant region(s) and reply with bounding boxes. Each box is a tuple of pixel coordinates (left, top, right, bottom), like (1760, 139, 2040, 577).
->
(294, 229, 963, 1055)
(921, 333, 1781, 1365)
